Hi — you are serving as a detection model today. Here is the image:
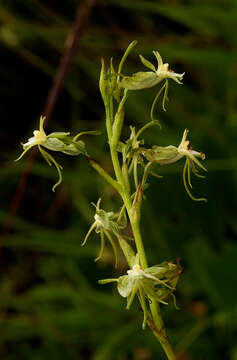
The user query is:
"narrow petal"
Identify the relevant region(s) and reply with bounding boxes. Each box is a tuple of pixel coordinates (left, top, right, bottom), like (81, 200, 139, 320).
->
(138, 287, 148, 329)
(82, 222, 97, 246)
(39, 146, 63, 192)
(178, 129, 189, 149)
(15, 144, 35, 162)
(126, 281, 138, 309)
(183, 159, 207, 202)
(167, 71, 185, 83)
(188, 152, 207, 172)
(139, 54, 156, 72)
(104, 230, 118, 268)
(153, 50, 163, 69)
(39, 115, 46, 133)
(99, 278, 118, 285)
(94, 231, 105, 262)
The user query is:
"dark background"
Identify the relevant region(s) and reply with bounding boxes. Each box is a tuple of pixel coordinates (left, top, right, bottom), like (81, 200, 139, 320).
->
(0, 1, 237, 359)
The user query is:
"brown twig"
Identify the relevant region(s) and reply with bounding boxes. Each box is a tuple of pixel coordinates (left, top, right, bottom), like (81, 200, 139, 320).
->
(1, 0, 96, 245)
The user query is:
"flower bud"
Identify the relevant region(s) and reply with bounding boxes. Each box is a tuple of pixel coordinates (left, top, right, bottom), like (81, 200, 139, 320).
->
(99, 58, 119, 103)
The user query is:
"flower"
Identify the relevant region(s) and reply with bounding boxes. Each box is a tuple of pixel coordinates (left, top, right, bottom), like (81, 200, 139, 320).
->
(19, 115, 47, 151)
(142, 129, 207, 202)
(99, 254, 182, 329)
(15, 115, 99, 191)
(82, 199, 127, 267)
(120, 50, 184, 112)
(22, 125, 47, 148)
(144, 50, 184, 85)
(16, 115, 87, 159)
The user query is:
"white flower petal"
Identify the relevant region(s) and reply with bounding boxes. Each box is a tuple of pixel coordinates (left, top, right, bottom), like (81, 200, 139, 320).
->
(118, 275, 135, 298)
(23, 136, 37, 148)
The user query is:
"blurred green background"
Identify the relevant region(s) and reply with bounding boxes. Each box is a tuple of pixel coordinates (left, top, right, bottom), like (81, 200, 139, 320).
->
(0, 0, 237, 359)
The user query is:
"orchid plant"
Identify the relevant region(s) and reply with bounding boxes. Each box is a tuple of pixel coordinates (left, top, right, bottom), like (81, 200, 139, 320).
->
(16, 41, 207, 360)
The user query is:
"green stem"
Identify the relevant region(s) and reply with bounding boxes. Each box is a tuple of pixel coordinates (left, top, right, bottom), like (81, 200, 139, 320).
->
(130, 214, 176, 359)
(104, 90, 176, 360)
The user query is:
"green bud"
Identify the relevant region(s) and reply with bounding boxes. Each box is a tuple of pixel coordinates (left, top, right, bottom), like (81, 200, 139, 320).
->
(99, 58, 119, 103)
(99, 58, 107, 102)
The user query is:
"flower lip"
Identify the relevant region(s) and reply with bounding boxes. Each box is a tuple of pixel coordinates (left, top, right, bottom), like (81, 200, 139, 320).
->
(127, 264, 145, 278)
(22, 118, 47, 149)
(155, 54, 185, 84)
(177, 129, 206, 165)
(94, 213, 104, 228)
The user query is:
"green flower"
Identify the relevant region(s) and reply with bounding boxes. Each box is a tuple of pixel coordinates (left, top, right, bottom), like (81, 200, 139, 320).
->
(82, 199, 126, 267)
(143, 129, 207, 202)
(99, 254, 181, 329)
(15, 115, 99, 191)
(120, 50, 184, 113)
